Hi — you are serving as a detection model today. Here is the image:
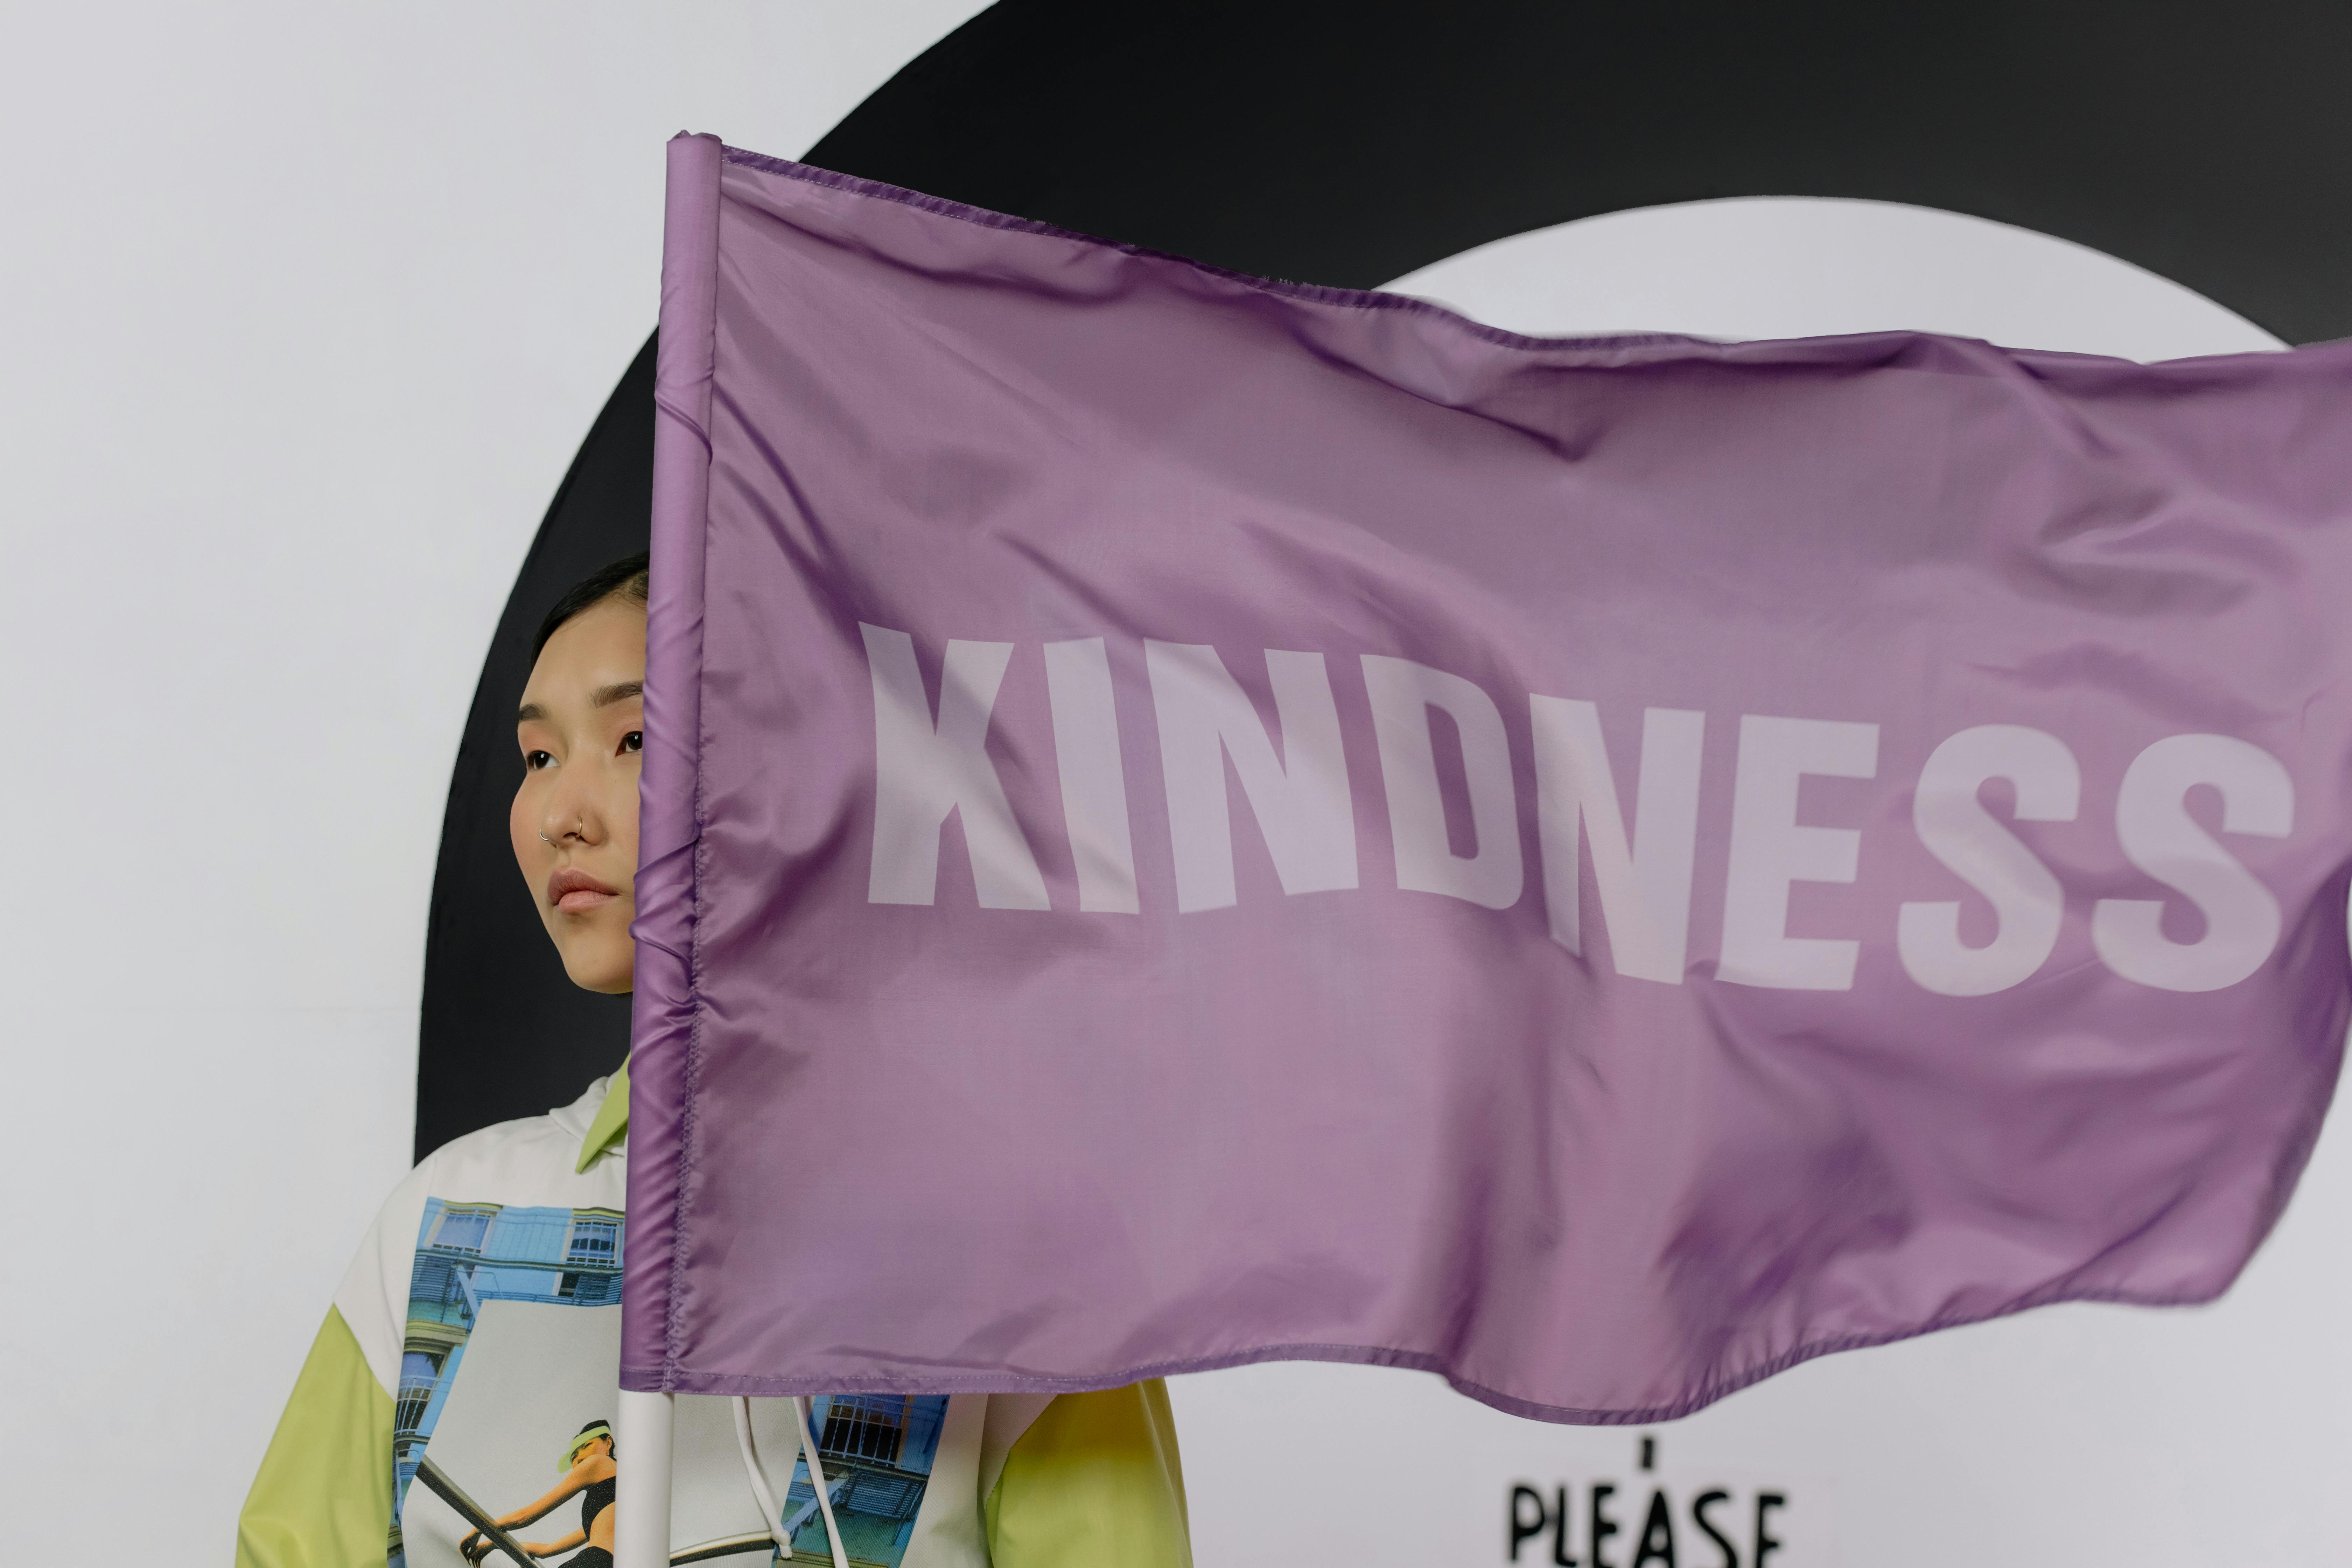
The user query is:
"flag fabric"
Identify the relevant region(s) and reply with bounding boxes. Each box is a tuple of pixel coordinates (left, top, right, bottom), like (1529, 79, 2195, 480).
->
(624, 132, 2352, 1420)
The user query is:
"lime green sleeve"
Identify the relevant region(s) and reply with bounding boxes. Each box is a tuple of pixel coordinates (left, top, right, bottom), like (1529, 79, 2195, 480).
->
(236, 1306, 396, 1568)
(984, 1380, 1192, 1568)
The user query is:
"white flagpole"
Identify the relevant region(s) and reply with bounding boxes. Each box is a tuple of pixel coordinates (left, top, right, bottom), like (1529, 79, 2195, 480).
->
(615, 1388, 675, 1568)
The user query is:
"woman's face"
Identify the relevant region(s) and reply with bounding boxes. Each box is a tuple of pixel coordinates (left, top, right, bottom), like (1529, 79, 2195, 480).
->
(511, 597, 646, 994)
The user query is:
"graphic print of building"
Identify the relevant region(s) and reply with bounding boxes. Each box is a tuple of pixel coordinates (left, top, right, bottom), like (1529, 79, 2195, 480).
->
(388, 1198, 625, 1565)
(781, 1393, 952, 1567)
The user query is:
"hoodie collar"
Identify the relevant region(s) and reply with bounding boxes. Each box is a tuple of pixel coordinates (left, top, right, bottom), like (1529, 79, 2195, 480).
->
(575, 1057, 630, 1174)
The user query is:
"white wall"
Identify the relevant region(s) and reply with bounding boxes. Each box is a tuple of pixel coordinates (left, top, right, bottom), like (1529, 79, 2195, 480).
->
(1380, 196, 2282, 360)
(4, 9, 2341, 1563)
(0, 6, 986, 1559)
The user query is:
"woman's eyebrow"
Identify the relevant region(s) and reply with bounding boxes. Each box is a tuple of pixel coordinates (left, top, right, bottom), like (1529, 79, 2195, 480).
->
(516, 684, 641, 726)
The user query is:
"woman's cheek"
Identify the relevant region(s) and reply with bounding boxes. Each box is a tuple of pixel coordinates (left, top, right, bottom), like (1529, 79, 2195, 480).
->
(509, 789, 542, 881)
(612, 760, 644, 856)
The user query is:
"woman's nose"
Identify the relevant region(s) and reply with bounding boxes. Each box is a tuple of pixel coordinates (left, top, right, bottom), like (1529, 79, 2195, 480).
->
(541, 811, 600, 845)
(540, 782, 602, 846)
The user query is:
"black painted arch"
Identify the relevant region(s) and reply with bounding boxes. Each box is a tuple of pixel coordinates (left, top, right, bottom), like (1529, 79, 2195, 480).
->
(419, 0, 2352, 1156)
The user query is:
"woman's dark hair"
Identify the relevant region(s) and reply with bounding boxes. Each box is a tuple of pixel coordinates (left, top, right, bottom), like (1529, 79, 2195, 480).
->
(532, 553, 649, 660)
(576, 1416, 616, 1460)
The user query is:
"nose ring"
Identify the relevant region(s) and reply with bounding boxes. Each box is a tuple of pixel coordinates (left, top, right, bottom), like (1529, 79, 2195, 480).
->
(539, 830, 553, 843)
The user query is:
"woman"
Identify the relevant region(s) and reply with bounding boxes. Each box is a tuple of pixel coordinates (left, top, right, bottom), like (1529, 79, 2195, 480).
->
(238, 556, 1191, 1568)
(458, 1421, 618, 1566)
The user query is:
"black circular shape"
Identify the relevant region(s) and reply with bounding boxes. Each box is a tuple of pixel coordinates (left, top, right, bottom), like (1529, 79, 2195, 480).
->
(419, 0, 2352, 1157)
(415, 338, 650, 1158)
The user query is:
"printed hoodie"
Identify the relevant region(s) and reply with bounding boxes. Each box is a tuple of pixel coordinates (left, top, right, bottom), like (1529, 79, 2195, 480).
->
(236, 1070, 1191, 1568)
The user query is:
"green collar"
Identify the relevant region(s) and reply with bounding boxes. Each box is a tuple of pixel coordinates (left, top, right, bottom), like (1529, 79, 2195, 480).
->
(575, 1058, 631, 1174)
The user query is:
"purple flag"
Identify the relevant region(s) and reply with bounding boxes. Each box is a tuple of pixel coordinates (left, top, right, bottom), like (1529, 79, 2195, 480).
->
(625, 133, 2352, 1420)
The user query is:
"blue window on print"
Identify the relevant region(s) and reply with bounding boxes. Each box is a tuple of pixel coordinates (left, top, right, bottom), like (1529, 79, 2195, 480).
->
(819, 1395, 910, 1464)
(565, 1213, 620, 1265)
(431, 1205, 495, 1253)
(393, 1350, 443, 1439)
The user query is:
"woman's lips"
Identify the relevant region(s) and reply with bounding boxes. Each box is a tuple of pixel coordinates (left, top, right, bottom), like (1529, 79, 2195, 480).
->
(548, 867, 621, 914)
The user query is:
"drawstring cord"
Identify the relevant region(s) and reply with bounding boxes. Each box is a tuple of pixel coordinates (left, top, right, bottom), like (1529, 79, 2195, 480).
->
(791, 1397, 852, 1568)
(729, 1398, 787, 1553)
(731, 1394, 848, 1568)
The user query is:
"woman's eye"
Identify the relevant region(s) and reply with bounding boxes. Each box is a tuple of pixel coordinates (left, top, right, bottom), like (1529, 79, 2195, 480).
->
(621, 731, 644, 755)
(525, 750, 555, 771)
